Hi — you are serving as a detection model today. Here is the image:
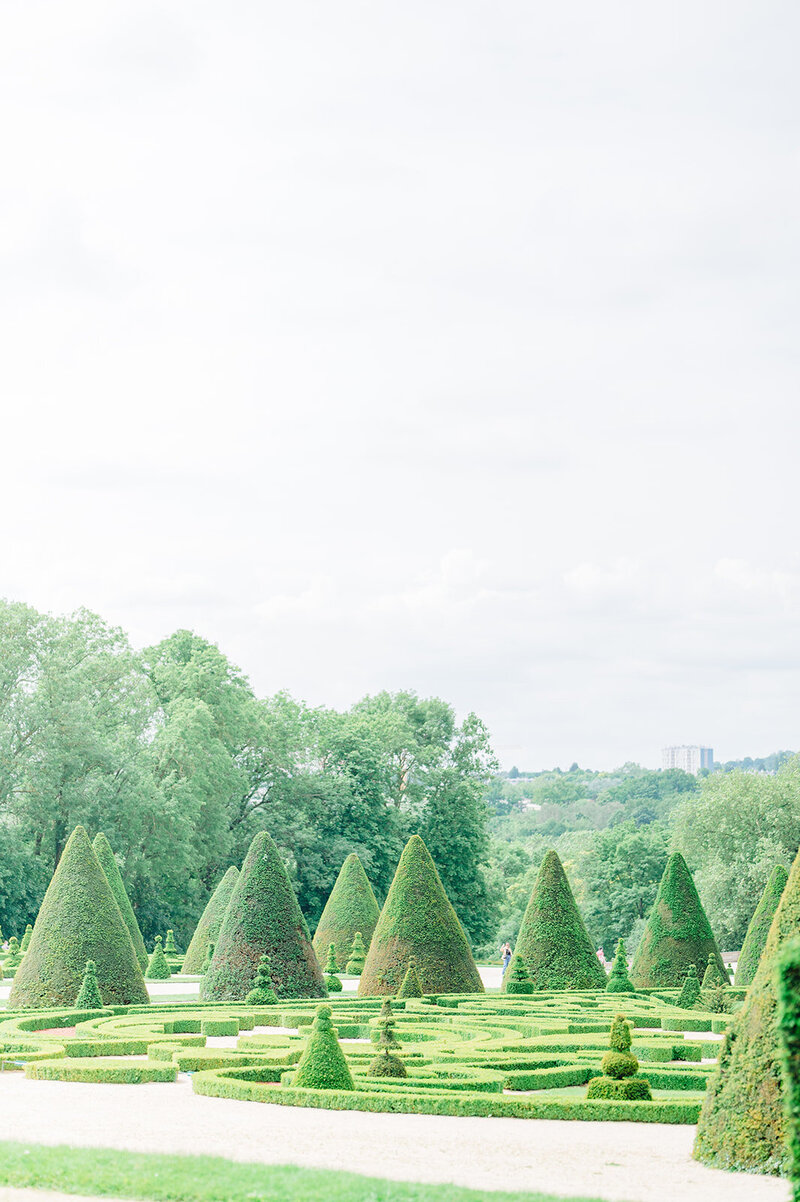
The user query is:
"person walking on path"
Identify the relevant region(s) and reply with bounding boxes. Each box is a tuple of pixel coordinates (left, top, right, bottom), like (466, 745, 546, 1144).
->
(501, 942, 512, 974)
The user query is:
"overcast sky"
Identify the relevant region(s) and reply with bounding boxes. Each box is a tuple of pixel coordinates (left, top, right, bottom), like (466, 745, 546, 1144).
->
(1, 1, 798, 771)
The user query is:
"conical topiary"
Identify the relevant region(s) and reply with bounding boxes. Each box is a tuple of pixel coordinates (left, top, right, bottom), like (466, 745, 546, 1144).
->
(368, 997, 406, 1077)
(164, 929, 180, 955)
(245, 953, 279, 1005)
(181, 866, 239, 975)
(513, 850, 606, 990)
(20, 924, 33, 953)
(735, 863, 788, 988)
(201, 941, 215, 975)
(694, 842, 800, 1174)
(312, 854, 380, 972)
(8, 826, 148, 1008)
(677, 963, 701, 1008)
(606, 939, 634, 993)
(631, 852, 726, 989)
(292, 1004, 355, 1090)
(396, 956, 424, 998)
(502, 952, 535, 995)
(75, 959, 104, 1009)
(701, 951, 728, 990)
(202, 830, 326, 1001)
(587, 1015, 652, 1100)
(345, 931, 366, 975)
(93, 832, 149, 971)
(358, 835, 483, 996)
(146, 935, 172, 980)
(777, 937, 800, 1198)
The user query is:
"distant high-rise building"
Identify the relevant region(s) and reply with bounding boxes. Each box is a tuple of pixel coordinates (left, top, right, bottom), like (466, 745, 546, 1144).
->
(662, 745, 714, 775)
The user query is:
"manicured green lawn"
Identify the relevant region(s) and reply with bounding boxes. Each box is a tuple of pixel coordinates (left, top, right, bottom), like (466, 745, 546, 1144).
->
(0, 1141, 609, 1202)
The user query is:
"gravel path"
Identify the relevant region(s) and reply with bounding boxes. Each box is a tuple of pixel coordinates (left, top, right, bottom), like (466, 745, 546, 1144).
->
(0, 1074, 790, 1202)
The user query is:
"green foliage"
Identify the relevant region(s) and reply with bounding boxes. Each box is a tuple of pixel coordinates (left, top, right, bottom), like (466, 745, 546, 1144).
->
(672, 759, 800, 948)
(358, 835, 483, 996)
(778, 937, 800, 1201)
(514, 850, 606, 990)
(606, 940, 634, 993)
(8, 825, 149, 1008)
(587, 1014, 652, 1101)
(324, 944, 339, 974)
(292, 1004, 355, 1090)
(735, 863, 788, 987)
(244, 953, 278, 1005)
(502, 953, 535, 995)
(694, 841, 800, 1173)
(368, 997, 406, 1077)
(74, 960, 104, 1009)
(677, 965, 701, 1008)
(92, 832, 148, 971)
(396, 956, 424, 998)
(345, 931, 366, 975)
(182, 866, 239, 975)
(701, 952, 728, 990)
(201, 942, 215, 975)
(579, 822, 670, 955)
(202, 830, 326, 1001)
(312, 855, 380, 973)
(630, 852, 725, 989)
(164, 929, 179, 955)
(20, 925, 32, 953)
(146, 936, 172, 981)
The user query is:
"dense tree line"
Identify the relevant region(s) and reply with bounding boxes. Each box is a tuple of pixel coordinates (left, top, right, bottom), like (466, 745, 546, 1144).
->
(0, 602, 496, 948)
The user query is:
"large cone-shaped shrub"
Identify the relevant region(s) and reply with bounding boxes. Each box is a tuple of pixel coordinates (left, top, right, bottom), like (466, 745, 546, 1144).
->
(202, 831, 325, 1001)
(735, 863, 788, 988)
(312, 853, 380, 972)
(181, 865, 239, 975)
(358, 835, 483, 996)
(92, 832, 148, 971)
(9, 826, 149, 1008)
(514, 850, 606, 990)
(631, 852, 725, 988)
(694, 843, 800, 1174)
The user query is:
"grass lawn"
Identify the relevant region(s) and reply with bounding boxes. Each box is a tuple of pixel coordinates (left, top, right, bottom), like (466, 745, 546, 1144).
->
(0, 1141, 610, 1202)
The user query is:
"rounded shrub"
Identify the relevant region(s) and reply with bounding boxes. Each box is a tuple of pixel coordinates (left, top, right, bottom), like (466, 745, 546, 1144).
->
(606, 939, 634, 994)
(735, 863, 788, 988)
(514, 850, 607, 990)
(182, 865, 239, 975)
(630, 852, 726, 989)
(292, 1004, 355, 1090)
(345, 931, 366, 975)
(202, 830, 326, 1002)
(358, 835, 483, 997)
(75, 959, 104, 1009)
(312, 854, 380, 973)
(8, 826, 148, 1009)
(93, 832, 148, 972)
(146, 936, 172, 981)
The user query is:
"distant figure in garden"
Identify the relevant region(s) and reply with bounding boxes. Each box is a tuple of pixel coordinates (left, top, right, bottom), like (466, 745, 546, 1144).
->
(501, 942, 512, 973)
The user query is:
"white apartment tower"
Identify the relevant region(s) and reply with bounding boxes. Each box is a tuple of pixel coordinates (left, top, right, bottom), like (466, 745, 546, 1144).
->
(662, 745, 714, 774)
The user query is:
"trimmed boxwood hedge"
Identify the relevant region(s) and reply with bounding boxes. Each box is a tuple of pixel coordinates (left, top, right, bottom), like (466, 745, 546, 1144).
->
(8, 826, 149, 1009)
(202, 831, 326, 1002)
(182, 866, 240, 975)
(631, 853, 726, 989)
(26, 1058, 177, 1084)
(513, 851, 607, 991)
(312, 855, 380, 973)
(358, 836, 483, 997)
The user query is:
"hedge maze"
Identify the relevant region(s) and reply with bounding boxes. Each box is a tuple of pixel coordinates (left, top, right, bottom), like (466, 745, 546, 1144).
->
(0, 988, 728, 1124)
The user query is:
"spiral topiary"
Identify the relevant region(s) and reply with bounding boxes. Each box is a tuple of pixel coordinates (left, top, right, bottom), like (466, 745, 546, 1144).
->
(368, 997, 406, 1078)
(345, 931, 366, 975)
(587, 1014, 652, 1100)
(605, 939, 634, 993)
(245, 953, 279, 1005)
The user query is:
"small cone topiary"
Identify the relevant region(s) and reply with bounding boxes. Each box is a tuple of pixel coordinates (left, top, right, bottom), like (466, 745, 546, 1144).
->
(702, 951, 728, 990)
(164, 929, 180, 955)
(324, 943, 343, 992)
(345, 931, 366, 975)
(313, 853, 380, 973)
(202, 830, 326, 1001)
(631, 852, 725, 989)
(502, 952, 535, 995)
(606, 939, 634, 993)
(777, 937, 800, 1201)
(8, 826, 148, 1008)
(358, 836, 483, 996)
(182, 866, 240, 975)
(368, 997, 406, 1077)
(735, 863, 788, 988)
(5, 937, 22, 968)
(75, 959, 104, 1009)
(146, 936, 172, 981)
(396, 956, 424, 998)
(694, 842, 800, 1174)
(587, 1014, 652, 1100)
(245, 953, 278, 1005)
(513, 850, 607, 990)
(292, 1004, 355, 1090)
(20, 924, 33, 953)
(201, 941, 215, 975)
(93, 832, 148, 972)
(677, 963, 701, 1008)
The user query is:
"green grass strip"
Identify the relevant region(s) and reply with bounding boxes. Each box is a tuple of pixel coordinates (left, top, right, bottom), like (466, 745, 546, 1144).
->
(0, 1140, 609, 1202)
